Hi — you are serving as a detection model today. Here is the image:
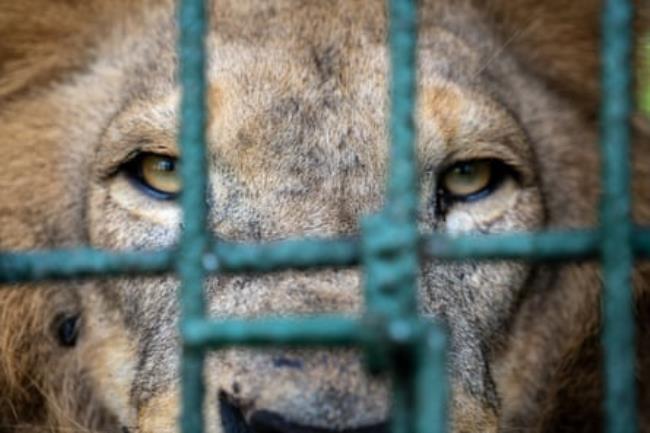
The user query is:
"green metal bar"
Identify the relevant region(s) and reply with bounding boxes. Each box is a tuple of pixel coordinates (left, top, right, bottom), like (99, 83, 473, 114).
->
(363, 216, 419, 320)
(361, 0, 421, 382)
(2, 228, 650, 283)
(416, 325, 448, 433)
(424, 230, 601, 261)
(380, 1, 421, 433)
(391, 374, 414, 433)
(376, 0, 422, 328)
(362, 0, 420, 323)
(637, 229, 650, 256)
(178, 0, 209, 433)
(641, 35, 650, 117)
(386, 0, 418, 223)
(209, 237, 360, 273)
(0, 249, 173, 283)
(600, 1, 637, 433)
(182, 316, 364, 348)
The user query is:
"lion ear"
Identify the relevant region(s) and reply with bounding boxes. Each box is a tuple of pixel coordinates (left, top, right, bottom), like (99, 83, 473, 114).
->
(481, 0, 649, 114)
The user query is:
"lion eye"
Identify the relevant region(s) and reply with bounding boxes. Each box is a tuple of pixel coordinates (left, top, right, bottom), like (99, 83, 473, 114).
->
(124, 153, 181, 199)
(439, 159, 502, 201)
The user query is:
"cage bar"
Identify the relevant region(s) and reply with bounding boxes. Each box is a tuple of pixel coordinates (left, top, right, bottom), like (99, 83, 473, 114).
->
(0, 1, 644, 433)
(600, 1, 637, 432)
(209, 237, 360, 272)
(641, 34, 650, 117)
(178, 1, 209, 433)
(181, 316, 364, 348)
(3, 228, 650, 283)
(416, 326, 448, 433)
(377, 2, 425, 433)
(0, 249, 173, 283)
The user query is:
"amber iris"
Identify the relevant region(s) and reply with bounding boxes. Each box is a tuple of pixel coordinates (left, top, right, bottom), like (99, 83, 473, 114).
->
(440, 160, 494, 199)
(138, 154, 181, 197)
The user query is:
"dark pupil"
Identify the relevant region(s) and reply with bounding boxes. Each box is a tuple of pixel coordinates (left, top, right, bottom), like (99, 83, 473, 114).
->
(57, 315, 80, 347)
(455, 163, 475, 176)
(156, 158, 175, 172)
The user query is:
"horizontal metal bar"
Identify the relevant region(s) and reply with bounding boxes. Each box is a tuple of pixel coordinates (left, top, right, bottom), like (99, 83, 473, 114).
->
(424, 230, 602, 261)
(0, 237, 358, 283)
(181, 316, 364, 348)
(1, 228, 649, 283)
(211, 237, 360, 272)
(0, 248, 173, 283)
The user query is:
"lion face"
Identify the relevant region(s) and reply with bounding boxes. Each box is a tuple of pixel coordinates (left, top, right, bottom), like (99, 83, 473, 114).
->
(2, 1, 648, 433)
(81, 2, 585, 432)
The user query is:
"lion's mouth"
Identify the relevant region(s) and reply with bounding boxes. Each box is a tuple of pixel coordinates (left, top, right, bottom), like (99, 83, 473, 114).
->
(219, 393, 389, 433)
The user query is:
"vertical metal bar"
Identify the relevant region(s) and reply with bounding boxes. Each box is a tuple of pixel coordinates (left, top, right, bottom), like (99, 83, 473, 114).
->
(642, 35, 650, 117)
(178, 0, 209, 433)
(391, 374, 415, 433)
(380, 0, 420, 321)
(416, 326, 448, 433)
(386, 1, 422, 433)
(600, 1, 637, 433)
(387, 0, 419, 224)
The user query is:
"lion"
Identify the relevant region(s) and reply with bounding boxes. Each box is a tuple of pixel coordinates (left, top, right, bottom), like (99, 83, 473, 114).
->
(1, 1, 649, 432)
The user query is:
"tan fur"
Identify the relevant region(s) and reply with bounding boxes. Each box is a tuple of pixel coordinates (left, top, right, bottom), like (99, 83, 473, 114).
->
(0, 1, 649, 433)
(0, 285, 119, 432)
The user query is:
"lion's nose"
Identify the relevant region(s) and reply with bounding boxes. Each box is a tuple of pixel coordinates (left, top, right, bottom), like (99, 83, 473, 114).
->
(249, 411, 388, 433)
(219, 392, 388, 433)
